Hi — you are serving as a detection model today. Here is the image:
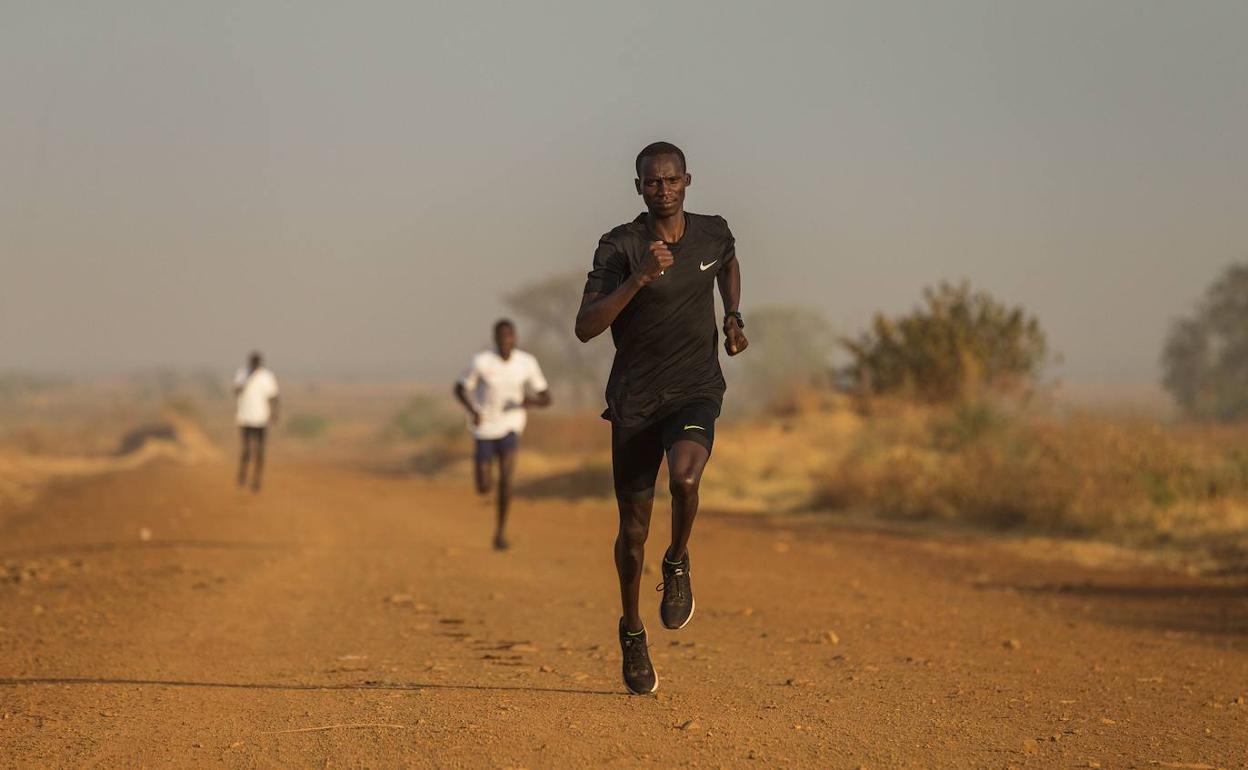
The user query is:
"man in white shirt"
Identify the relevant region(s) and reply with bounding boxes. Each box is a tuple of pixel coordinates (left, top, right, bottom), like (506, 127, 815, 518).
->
(233, 351, 280, 492)
(454, 320, 551, 550)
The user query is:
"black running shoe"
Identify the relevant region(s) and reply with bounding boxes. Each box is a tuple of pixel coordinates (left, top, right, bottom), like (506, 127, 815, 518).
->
(618, 618, 658, 694)
(657, 549, 695, 630)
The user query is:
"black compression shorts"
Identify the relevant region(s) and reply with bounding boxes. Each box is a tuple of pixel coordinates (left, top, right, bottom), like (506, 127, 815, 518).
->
(611, 400, 718, 501)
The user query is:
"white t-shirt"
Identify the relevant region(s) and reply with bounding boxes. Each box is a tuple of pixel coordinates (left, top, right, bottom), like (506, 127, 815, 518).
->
(458, 349, 548, 440)
(233, 367, 279, 428)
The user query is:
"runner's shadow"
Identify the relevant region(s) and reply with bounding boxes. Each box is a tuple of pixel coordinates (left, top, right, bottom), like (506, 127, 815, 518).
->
(0, 540, 296, 558)
(1011, 582, 1248, 600)
(512, 465, 613, 501)
(984, 580, 1248, 640)
(0, 676, 621, 698)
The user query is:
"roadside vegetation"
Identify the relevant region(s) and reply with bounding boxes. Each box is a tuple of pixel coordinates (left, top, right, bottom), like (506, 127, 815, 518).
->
(494, 272, 1248, 566)
(808, 272, 1248, 562)
(6, 266, 1248, 567)
(808, 397, 1248, 554)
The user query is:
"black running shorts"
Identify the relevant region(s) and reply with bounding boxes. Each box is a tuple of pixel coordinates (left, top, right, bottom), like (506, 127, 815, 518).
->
(611, 400, 719, 501)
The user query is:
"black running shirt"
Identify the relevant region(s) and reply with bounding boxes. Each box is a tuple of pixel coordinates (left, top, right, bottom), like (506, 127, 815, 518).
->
(583, 212, 737, 428)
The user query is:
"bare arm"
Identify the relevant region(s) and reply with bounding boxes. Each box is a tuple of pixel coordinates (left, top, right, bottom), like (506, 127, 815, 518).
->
(575, 241, 673, 342)
(717, 259, 749, 356)
(453, 382, 481, 426)
(268, 395, 280, 424)
(575, 279, 643, 342)
(523, 391, 552, 408)
(717, 258, 741, 315)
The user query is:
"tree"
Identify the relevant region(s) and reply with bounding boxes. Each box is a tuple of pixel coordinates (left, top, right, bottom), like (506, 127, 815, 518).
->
(841, 281, 1049, 402)
(1162, 262, 1248, 421)
(734, 306, 836, 402)
(503, 272, 615, 409)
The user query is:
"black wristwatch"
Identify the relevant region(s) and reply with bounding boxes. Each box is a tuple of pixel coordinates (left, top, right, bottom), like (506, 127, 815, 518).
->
(724, 311, 744, 329)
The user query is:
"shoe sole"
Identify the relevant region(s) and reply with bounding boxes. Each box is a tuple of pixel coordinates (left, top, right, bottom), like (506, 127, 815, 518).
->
(624, 670, 659, 695)
(661, 597, 696, 631)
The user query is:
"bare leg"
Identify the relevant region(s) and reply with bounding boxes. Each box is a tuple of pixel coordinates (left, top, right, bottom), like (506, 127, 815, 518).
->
(251, 432, 266, 492)
(237, 430, 250, 487)
(495, 449, 517, 545)
(666, 440, 710, 561)
(474, 460, 492, 495)
(615, 497, 654, 631)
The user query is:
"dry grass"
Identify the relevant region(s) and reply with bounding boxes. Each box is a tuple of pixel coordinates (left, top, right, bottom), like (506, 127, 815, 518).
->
(812, 397, 1248, 557)
(7, 374, 1247, 565)
(378, 389, 1248, 565)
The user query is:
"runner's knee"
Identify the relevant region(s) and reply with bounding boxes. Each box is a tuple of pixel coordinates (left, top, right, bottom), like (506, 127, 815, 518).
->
(669, 472, 700, 499)
(617, 515, 649, 548)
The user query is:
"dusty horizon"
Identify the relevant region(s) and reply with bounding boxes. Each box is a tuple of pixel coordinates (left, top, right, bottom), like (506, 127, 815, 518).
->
(4, 2, 1246, 390)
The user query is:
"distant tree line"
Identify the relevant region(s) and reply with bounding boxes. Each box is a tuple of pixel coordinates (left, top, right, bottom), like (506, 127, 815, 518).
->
(502, 261, 1248, 424)
(1162, 262, 1248, 422)
(502, 273, 1052, 410)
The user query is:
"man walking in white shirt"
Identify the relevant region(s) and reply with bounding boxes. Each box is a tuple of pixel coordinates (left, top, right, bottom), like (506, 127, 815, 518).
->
(233, 351, 280, 492)
(454, 320, 551, 550)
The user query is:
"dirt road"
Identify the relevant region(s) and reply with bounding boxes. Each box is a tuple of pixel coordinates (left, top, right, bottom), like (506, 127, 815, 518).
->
(1, 461, 1245, 768)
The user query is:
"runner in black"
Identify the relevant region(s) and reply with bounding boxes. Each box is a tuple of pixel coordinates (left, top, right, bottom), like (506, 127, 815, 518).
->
(575, 141, 748, 694)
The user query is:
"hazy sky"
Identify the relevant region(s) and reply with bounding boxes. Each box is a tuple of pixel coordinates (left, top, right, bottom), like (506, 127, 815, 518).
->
(3, 1, 1246, 387)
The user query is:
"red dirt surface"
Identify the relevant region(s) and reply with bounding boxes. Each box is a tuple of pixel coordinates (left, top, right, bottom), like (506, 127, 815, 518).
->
(1, 461, 1245, 768)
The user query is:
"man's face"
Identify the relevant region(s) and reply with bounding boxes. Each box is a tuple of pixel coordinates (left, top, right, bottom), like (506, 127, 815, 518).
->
(635, 154, 690, 218)
(495, 325, 516, 358)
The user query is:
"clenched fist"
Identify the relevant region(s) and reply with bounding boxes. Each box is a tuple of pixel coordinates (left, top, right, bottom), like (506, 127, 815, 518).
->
(637, 241, 675, 285)
(724, 315, 749, 356)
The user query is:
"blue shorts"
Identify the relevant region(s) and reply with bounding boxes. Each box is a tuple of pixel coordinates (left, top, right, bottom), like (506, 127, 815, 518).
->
(475, 432, 519, 463)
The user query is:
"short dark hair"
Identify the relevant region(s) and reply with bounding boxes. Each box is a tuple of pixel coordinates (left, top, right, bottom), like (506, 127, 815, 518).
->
(635, 141, 686, 177)
(493, 318, 515, 335)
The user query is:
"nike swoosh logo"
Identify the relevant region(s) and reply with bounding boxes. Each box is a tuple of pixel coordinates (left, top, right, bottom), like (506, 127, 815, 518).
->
(682, 425, 705, 431)
(699, 260, 718, 271)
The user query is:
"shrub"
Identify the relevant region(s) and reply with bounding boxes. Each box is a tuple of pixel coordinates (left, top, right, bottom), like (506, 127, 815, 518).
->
(286, 413, 329, 440)
(391, 394, 456, 440)
(841, 281, 1049, 403)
